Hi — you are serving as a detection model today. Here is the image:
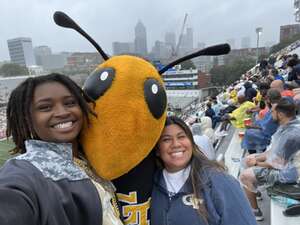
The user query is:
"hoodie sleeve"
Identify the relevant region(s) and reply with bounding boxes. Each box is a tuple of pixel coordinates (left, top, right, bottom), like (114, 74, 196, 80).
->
(0, 188, 37, 225)
(210, 172, 257, 225)
(0, 160, 39, 225)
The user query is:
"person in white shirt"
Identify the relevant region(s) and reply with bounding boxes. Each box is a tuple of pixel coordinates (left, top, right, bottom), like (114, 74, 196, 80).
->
(191, 123, 215, 160)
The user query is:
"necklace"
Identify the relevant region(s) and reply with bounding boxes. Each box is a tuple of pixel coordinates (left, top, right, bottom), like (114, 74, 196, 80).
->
(163, 166, 191, 197)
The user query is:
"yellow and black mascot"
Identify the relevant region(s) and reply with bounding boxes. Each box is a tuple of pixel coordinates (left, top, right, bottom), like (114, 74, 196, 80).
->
(54, 11, 230, 225)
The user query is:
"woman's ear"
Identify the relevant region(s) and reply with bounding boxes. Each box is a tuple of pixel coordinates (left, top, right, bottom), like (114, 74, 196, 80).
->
(155, 148, 160, 157)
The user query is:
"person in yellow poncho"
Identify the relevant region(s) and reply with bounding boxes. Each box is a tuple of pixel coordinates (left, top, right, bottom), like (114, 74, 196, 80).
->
(228, 94, 256, 128)
(218, 93, 256, 133)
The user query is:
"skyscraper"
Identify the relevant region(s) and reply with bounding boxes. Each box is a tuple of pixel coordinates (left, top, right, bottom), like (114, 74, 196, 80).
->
(151, 40, 172, 60)
(179, 27, 194, 55)
(185, 28, 193, 51)
(134, 21, 148, 56)
(34, 45, 52, 65)
(165, 32, 176, 49)
(112, 42, 135, 55)
(7, 37, 36, 67)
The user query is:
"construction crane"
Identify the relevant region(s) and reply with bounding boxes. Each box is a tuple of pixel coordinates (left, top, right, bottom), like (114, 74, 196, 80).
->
(172, 13, 188, 58)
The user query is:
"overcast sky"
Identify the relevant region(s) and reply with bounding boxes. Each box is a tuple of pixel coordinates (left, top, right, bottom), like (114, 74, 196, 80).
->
(0, 0, 296, 61)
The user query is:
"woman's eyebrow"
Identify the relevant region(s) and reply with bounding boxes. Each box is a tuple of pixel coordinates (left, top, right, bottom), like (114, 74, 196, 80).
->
(34, 95, 74, 103)
(161, 134, 171, 138)
(34, 98, 52, 103)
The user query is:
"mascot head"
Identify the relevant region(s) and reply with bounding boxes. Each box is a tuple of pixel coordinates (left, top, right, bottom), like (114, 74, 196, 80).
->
(54, 11, 230, 180)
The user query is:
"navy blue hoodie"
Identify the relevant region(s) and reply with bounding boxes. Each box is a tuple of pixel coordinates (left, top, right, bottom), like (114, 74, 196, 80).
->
(151, 169, 257, 225)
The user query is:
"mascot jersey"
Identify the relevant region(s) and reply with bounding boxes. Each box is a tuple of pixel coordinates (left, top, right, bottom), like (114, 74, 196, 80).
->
(113, 152, 156, 225)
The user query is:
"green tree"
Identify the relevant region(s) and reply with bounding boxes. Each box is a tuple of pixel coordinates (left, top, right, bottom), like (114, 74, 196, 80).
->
(210, 57, 255, 85)
(0, 63, 29, 77)
(180, 59, 196, 70)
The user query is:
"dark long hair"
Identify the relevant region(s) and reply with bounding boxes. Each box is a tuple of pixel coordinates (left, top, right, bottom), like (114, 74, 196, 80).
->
(155, 116, 225, 222)
(6, 73, 95, 154)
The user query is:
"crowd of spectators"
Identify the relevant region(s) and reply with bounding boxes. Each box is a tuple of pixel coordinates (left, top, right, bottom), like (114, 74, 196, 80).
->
(173, 42, 300, 221)
(214, 52, 300, 221)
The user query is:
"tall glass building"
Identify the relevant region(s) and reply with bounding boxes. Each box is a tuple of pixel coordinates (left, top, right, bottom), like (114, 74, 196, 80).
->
(7, 37, 36, 67)
(134, 21, 148, 56)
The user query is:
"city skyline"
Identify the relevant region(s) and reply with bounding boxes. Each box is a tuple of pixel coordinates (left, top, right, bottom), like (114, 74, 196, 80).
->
(0, 0, 295, 61)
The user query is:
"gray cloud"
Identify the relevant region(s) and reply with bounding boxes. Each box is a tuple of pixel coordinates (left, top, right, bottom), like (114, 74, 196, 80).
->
(0, 0, 295, 61)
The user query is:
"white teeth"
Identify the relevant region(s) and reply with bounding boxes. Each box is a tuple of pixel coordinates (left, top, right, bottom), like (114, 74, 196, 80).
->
(170, 151, 184, 157)
(54, 122, 73, 129)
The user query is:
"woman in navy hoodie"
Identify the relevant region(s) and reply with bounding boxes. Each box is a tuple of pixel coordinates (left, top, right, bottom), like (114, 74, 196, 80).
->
(151, 116, 257, 225)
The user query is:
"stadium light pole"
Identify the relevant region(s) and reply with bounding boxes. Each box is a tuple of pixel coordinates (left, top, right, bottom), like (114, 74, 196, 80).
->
(256, 27, 263, 65)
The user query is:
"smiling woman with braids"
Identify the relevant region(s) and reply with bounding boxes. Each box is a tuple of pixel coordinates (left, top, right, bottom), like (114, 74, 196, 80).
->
(0, 73, 123, 225)
(151, 116, 257, 225)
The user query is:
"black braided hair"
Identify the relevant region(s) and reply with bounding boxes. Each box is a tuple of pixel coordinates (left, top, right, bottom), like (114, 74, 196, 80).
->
(6, 73, 95, 154)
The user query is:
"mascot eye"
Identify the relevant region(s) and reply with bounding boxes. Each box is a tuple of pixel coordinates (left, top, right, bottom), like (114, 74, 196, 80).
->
(83, 67, 115, 100)
(144, 78, 167, 119)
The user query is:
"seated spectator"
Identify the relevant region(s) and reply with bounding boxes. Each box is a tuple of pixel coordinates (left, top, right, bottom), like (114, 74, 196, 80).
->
(255, 82, 271, 120)
(270, 68, 284, 82)
(219, 99, 237, 117)
(240, 97, 300, 221)
(204, 102, 215, 121)
(261, 74, 274, 86)
(279, 54, 288, 69)
(211, 97, 222, 116)
(199, 116, 216, 144)
(236, 83, 246, 97)
(288, 64, 300, 86)
(259, 59, 268, 72)
(208, 100, 224, 129)
(287, 58, 299, 82)
(292, 53, 299, 62)
(244, 82, 257, 102)
(268, 55, 276, 66)
(191, 123, 215, 160)
(254, 101, 268, 121)
(246, 82, 270, 120)
(270, 80, 294, 97)
(241, 89, 281, 154)
(222, 93, 256, 129)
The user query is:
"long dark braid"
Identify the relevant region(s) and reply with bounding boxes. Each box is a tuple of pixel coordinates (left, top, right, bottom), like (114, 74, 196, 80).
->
(6, 82, 33, 152)
(6, 73, 95, 154)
